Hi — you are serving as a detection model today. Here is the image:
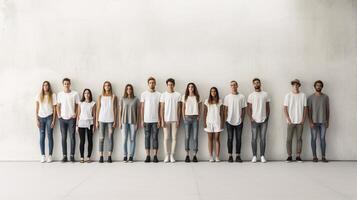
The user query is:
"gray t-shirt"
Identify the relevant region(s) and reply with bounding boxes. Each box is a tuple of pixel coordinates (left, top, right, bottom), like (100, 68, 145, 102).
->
(120, 97, 139, 124)
(307, 93, 329, 123)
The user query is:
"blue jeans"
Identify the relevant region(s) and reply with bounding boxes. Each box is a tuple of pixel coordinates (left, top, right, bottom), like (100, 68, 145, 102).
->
(99, 122, 115, 153)
(122, 123, 137, 157)
(251, 120, 268, 156)
(310, 123, 327, 157)
(184, 116, 199, 153)
(39, 115, 54, 155)
(59, 118, 76, 156)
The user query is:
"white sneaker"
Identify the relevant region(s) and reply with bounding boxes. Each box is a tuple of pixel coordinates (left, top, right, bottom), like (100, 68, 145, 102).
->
(164, 155, 170, 163)
(209, 156, 215, 162)
(40, 155, 46, 163)
(215, 157, 221, 162)
(251, 156, 257, 163)
(170, 154, 176, 163)
(46, 155, 52, 163)
(261, 156, 267, 163)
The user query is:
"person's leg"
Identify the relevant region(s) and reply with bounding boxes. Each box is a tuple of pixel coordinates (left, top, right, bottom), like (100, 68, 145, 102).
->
(163, 124, 170, 156)
(260, 121, 268, 156)
(144, 123, 151, 156)
(171, 122, 178, 155)
(184, 118, 191, 155)
(87, 125, 93, 158)
(214, 132, 221, 158)
(39, 117, 46, 156)
(296, 124, 303, 156)
(59, 118, 68, 156)
(251, 122, 258, 157)
(69, 118, 76, 157)
(320, 124, 327, 158)
(226, 122, 234, 156)
(78, 127, 86, 158)
(129, 124, 137, 158)
(108, 123, 115, 156)
(99, 122, 106, 156)
(236, 123, 243, 156)
(122, 123, 129, 158)
(192, 117, 199, 155)
(286, 124, 294, 157)
(207, 133, 213, 157)
(46, 116, 54, 156)
(310, 124, 318, 158)
(152, 123, 159, 157)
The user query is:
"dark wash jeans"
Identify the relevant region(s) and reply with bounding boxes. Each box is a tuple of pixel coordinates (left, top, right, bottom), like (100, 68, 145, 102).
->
(59, 118, 76, 156)
(144, 123, 159, 150)
(226, 122, 243, 154)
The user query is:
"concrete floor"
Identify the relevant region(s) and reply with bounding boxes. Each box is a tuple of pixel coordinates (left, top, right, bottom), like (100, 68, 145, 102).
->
(0, 161, 356, 200)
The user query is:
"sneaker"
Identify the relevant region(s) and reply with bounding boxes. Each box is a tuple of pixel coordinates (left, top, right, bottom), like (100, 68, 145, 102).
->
(62, 155, 68, 163)
(80, 158, 84, 163)
(70, 155, 75, 162)
(47, 155, 53, 163)
(144, 156, 151, 163)
(322, 157, 329, 163)
(296, 156, 303, 163)
(286, 156, 293, 163)
(129, 157, 133, 163)
(86, 157, 91, 163)
(313, 157, 318, 162)
(164, 155, 170, 163)
(185, 155, 191, 163)
(192, 155, 198, 162)
(170, 154, 176, 163)
(99, 156, 104, 163)
(107, 156, 112, 163)
(235, 155, 242, 163)
(215, 157, 220, 162)
(209, 156, 214, 162)
(153, 155, 159, 163)
(251, 156, 257, 163)
(261, 156, 267, 163)
(228, 156, 233, 163)
(40, 155, 46, 163)
(123, 156, 128, 163)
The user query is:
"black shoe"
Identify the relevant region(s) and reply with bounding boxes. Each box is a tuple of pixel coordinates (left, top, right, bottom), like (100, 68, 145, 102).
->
(107, 156, 112, 163)
(228, 156, 233, 163)
(286, 156, 293, 162)
(99, 156, 104, 163)
(322, 157, 329, 163)
(296, 156, 303, 163)
(129, 157, 133, 163)
(153, 155, 159, 163)
(313, 157, 318, 162)
(62, 155, 68, 162)
(235, 155, 243, 163)
(192, 155, 198, 162)
(123, 156, 128, 163)
(144, 156, 151, 163)
(70, 155, 75, 162)
(185, 155, 191, 163)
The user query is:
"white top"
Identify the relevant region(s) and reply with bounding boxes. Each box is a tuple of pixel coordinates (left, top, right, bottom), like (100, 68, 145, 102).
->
(284, 92, 307, 124)
(204, 99, 223, 124)
(182, 95, 200, 116)
(160, 91, 181, 122)
(98, 96, 115, 123)
(36, 93, 57, 118)
(247, 91, 271, 123)
(78, 101, 96, 128)
(140, 91, 161, 123)
(224, 93, 247, 126)
(57, 91, 80, 120)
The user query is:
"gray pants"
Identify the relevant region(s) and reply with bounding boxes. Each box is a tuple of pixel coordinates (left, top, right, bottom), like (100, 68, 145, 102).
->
(251, 120, 268, 156)
(59, 118, 76, 156)
(99, 122, 115, 153)
(184, 116, 199, 153)
(287, 124, 303, 156)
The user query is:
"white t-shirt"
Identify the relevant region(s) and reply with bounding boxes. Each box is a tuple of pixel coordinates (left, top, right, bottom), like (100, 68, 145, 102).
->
(36, 93, 57, 118)
(204, 99, 223, 124)
(140, 91, 161, 123)
(98, 96, 115, 123)
(284, 92, 307, 124)
(78, 101, 96, 128)
(182, 95, 200, 116)
(57, 91, 80, 120)
(224, 93, 247, 126)
(160, 91, 181, 122)
(247, 91, 271, 123)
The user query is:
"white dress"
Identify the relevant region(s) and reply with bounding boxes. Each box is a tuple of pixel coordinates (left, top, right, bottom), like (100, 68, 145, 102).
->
(204, 99, 223, 133)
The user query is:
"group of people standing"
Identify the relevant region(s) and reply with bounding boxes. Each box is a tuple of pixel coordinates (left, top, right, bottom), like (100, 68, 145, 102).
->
(35, 77, 330, 163)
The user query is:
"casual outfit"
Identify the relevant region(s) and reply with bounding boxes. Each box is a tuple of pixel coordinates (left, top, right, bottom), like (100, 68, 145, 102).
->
(160, 91, 181, 160)
(120, 97, 139, 159)
(182, 96, 200, 154)
(98, 95, 116, 155)
(57, 91, 80, 158)
(78, 101, 95, 159)
(204, 99, 223, 133)
(308, 93, 329, 158)
(224, 93, 247, 156)
(36, 93, 57, 158)
(284, 92, 307, 156)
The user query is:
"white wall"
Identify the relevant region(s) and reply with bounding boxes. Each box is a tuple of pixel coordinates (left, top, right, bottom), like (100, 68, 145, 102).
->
(0, 0, 356, 161)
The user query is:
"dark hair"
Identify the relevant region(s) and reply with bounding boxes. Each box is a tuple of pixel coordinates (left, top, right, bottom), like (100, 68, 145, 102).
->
(314, 80, 324, 88)
(81, 88, 93, 102)
(166, 78, 175, 85)
(123, 84, 135, 98)
(184, 82, 200, 102)
(230, 80, 238, 85)
(147, 77, 156, 83)
(252, 78, 260, 83)
(208, 87, 219, 104)
(62, 78, 71, 84)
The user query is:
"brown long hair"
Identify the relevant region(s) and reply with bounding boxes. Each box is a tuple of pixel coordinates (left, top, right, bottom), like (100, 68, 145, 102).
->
(208, 87, 219, 104)
(123, 84, 135, 98)
(184, 82, 200, 102)
(39, 81, 53, 104)
(102, 81, 113, 96)
(81, 89, 93, 102)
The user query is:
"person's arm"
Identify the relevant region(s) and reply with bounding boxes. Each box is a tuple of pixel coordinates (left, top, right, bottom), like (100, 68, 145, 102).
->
(203, 104, 207, 128)
(140, 102, 144, 128)
(308, 103, 314, 128)
(266, 102, 270, 119)
(220, 105, 225, 129)
(160, 102, 165, 128)
(136, 100, 140, 127)
(247, 103, 254, 122)
(76, 104, 81, 133)
(176, 102, 182, 128)
(301, 106, 308, 125)
(113, 96, 118, 128)
(326, 96, 330, 128)
(181, 101, 186, 120)
(57, 103, 61, 119)
(118, 99, 122, 129)
(197, 102, 202, 120)
(92, 103, 96, 132)
(223, 106, 228, 122)
(35, 101, 40, 128)
(74, 103, 79, 118)
(241, 107, 246, 122)
(157, 102, 161, 128)
(284, 106, 292, 124)
(96, 96, 101, 129)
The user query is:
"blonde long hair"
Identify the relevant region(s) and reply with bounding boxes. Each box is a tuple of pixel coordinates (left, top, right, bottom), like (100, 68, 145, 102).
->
(39, 81, 53, 104)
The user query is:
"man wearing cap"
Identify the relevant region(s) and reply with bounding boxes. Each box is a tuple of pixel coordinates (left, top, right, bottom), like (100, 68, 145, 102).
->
(283, 79, 308, 163)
